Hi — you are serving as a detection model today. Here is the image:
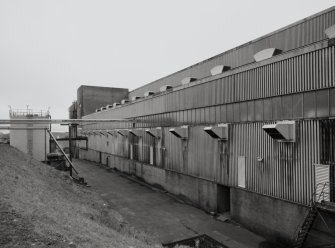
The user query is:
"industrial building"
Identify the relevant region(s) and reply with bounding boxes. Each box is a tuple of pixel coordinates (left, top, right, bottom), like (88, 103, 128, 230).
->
(69, 85, 129, 119)
(71, 7, 335, 247)
(9, 109, 50, 161)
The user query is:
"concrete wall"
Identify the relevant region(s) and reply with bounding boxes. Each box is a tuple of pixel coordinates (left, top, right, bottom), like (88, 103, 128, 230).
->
(78, 148, 335, 246)
(79, 149, 217, 212)
(68, 101, 77, 119)
(230, 187, 306, 244)
(230, 187, 335, 246)
(10, 116, 49, 161)
(308, 210, 335, 246)
(10, 128, 28, 154)
(77, 85, 128, 118)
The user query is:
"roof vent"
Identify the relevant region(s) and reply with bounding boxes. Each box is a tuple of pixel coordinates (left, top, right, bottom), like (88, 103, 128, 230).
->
(262, 121, 296, 142)
(131, 96, 142, 101)
(113, 102, 120, 108)
(160, 85, 173, 92)
(129, 129, 144, 137)
(181, 77, 197, 85)
(325, 25, 335, 39)
(254, 48, 282, 62)
(144, 91, 155, 97)
(117, 129, 129, 136)
(121, 99, 130, 104)
(210, 65, 230, 76)
(204, 124, 229, 140)
(169, 125, 188, 140)
(145, 127, 162, 138)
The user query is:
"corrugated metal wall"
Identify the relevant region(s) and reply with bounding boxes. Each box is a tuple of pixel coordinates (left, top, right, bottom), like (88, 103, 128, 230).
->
(130, 7, 335, 97)
(82, 120, 320, 205)
(87, 133, 129, 158)
(230, 121, 319, 205)
(85, 43, 335, 125)
(320, 119, 335, 165)
(77, 8, 335, 207)
(164, 120, 320, 205)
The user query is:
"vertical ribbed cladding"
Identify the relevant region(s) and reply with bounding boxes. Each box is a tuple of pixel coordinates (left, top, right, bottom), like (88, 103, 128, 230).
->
(164, 127, 183, 172)
(129, 7, 335, 97)
(320, 119, 335, 165)
(82, 45, 334, 124)
(228, 120, 319, 205)
(331, 45, 335, 87)
(82, 119, 321, 206)
(139, 131, 155, 164)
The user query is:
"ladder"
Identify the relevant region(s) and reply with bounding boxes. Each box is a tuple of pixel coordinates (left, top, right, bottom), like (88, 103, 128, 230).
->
(291, 181, 333, 248)
(291, 205, 318, 248)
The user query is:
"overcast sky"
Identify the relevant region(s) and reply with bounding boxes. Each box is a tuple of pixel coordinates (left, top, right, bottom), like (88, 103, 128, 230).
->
(1, 0, 334, 125)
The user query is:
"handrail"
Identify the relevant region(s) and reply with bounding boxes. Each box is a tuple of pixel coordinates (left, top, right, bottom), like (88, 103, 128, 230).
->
(293, 180, 334, 245)
(313, 181, 334, 204)
(0, 118, 135, 124)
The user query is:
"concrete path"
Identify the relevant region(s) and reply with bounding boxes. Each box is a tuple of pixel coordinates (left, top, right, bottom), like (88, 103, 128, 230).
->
(74, 159, 274, 248)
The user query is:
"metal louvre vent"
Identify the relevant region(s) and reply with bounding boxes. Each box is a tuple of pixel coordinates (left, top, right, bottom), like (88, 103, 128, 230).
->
(262, 121, 295, 142)
(129, 129, 144, 137)
(262, 127, 286, 140)
(117, 129, 129, 136)
(203, 124, 228, 140)
(169, 125, 188, 139)
(107, 130, 117, 136)
(315, 164, 330, 202)
(145, 127, 162, 138)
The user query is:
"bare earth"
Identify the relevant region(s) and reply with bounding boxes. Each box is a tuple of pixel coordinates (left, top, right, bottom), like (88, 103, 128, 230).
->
(0, 144, 158, 248)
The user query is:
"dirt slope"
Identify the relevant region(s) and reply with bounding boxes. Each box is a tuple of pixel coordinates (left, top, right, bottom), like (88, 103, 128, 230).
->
(0, 144, 158, 248)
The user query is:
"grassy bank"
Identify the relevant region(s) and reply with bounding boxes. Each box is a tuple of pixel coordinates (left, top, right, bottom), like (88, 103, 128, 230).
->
(0, 144, 158, 248)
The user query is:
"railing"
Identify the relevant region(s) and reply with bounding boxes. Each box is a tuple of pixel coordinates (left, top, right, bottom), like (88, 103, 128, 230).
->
(10, 109, 50, 117)
(313, 182, 335, 204)
(292, 181, 334, 248)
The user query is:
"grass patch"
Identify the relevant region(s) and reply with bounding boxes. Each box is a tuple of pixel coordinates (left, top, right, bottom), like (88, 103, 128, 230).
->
(0, 144, 159, 248)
